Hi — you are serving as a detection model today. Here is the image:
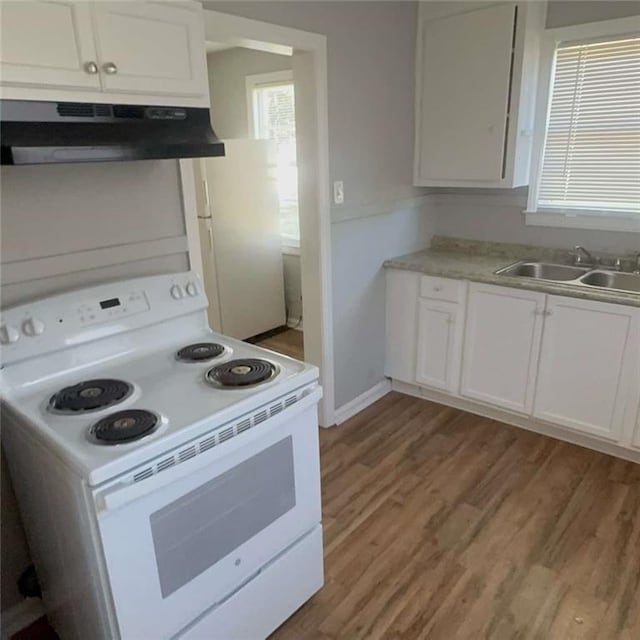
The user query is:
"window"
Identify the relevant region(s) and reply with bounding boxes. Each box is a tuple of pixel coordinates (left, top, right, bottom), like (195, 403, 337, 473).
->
(246, 70, 300, 248)
(527, 18, 640, 232)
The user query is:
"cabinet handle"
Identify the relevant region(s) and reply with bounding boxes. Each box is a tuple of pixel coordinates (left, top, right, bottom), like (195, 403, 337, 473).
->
(103, 62, 118, 75)
(84, 61, 99, 74)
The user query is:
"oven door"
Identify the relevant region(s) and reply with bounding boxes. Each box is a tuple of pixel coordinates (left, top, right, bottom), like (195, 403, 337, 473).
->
(93, 388, 322, 640)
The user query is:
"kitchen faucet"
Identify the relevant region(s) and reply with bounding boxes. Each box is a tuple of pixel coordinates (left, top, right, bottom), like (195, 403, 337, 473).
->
(574, 245, 598, 266)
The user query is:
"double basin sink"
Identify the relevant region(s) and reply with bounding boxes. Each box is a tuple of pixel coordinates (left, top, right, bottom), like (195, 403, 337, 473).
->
(494, 261, 640, 294)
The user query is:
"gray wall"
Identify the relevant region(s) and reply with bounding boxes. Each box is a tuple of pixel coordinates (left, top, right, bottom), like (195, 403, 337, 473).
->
(431, 0, 640, 254)
(207, 47, 292, 139)
(206, 1, 432, 407)
(0, 160, 189, 612)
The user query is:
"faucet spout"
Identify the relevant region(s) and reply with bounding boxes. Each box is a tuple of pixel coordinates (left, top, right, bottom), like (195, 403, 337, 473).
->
(574, 245, 597, 266)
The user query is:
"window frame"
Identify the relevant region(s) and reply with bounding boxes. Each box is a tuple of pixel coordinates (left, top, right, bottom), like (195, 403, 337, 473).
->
(245, 69, 300, 248)
(525, 16, 640, 233)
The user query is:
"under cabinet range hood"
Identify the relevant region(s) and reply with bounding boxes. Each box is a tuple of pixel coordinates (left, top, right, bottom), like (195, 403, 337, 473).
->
(0, 100, 225, 165)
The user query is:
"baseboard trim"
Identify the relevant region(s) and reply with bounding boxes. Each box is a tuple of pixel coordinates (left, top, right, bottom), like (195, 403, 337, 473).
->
(1, 598, 45, 640)
(392, 380, 640, 464)
(334, 380, 392, 426)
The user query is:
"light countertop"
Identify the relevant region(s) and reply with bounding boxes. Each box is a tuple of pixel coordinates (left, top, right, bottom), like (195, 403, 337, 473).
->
(384, 237, 640, 309)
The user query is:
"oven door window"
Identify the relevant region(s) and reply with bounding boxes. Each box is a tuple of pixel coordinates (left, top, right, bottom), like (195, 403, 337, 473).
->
(150, 436, 296, 598)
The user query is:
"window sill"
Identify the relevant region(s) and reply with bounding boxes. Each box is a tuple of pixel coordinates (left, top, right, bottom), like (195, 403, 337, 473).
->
(524, 210, 640, 233)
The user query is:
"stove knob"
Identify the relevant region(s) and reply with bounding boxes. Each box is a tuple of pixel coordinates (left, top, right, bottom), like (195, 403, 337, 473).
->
(186, 282, 199, 297)
(0, 324, 20, 345)
(170, 284, 185, 300)
(22, 317, 45, 337)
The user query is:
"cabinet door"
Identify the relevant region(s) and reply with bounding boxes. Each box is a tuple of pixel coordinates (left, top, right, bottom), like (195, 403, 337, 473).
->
(633, 404, 640, 448)
(415, 299, 461, 393)
(384, 270, 419, 384)
(533, 296, 639, 441)
(416, 3, 516, 183)
(0, 0, 100, 90)
(461, 284, 545, 413)
(92, 2, 207, 98)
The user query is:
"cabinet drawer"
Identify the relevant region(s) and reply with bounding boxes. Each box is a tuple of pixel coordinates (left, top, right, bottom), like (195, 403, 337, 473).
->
(419, 275, 463, 302)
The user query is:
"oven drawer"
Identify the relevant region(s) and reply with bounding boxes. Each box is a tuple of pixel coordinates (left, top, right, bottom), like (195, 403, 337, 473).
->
(94, 392, 322, 640)
(179, 525, 324, 639)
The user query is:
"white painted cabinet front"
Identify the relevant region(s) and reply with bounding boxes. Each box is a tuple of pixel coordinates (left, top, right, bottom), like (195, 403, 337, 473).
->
(0, 1, 208, 106)
(0, 0, 101, 91)
(634, 404, 640, 449)
(415, 299, 461, 393)
(384, 270, 419, 384)
(533, 296, 640, 441)
(91, 2, 207, 98)
(414, 2, 544, 187)
(460, 283, 545, 414)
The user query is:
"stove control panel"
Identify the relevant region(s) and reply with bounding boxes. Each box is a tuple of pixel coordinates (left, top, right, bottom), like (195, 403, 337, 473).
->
(0, 272, 207, 366)
(76, 291, 150, 327)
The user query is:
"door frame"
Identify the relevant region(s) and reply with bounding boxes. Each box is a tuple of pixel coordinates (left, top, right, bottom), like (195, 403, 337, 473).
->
(180, 9, 335, 426)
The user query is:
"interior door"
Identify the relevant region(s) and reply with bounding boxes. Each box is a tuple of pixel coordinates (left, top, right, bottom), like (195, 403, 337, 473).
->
(460, 283, 545, 414)
(91, 1, 207, 98)
(0, 0, 101, 90)
(202, 139, 286, 340)
(533, 296, 638, 441)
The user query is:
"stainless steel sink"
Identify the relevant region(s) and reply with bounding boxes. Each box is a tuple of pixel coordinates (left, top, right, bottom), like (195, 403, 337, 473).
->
(494, 260, 640, 295)
(579, 270, 640, 293)
(495, 261, 590, 281)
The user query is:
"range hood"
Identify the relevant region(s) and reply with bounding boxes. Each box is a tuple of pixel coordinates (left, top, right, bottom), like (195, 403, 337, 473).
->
(1, 100, 225, 165)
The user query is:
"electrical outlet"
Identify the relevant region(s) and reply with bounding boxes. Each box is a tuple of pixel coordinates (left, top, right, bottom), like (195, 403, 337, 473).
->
(333, 181, 344, 205)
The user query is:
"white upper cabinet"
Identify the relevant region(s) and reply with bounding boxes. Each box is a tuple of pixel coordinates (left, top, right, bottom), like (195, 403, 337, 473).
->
(0, 1, 208, 107)
(533, 297, 640, 441)
(92, 2, 207, 98)
(460, 283, 545, 414)
(414, 1, 545, 187)
(0, 1, 100, 90)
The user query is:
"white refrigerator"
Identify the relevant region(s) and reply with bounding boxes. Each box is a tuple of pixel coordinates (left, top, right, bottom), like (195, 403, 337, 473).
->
(197, 139, 286, 340)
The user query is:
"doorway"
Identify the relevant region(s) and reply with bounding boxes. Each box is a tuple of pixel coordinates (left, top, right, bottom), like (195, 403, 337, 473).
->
(196, 46, 304, 360)
(181, 10, 334, 425)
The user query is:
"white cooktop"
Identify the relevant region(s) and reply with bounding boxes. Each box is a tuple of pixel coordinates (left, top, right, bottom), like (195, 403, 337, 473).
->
(0, 272, 318, 485)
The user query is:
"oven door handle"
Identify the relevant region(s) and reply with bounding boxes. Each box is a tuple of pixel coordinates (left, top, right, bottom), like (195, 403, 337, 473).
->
(94, 386, 322, 514)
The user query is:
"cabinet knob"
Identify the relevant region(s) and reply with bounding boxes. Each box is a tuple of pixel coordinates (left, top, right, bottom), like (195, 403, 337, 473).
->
(84, 61, 99, 74)
(103, 62, 118, 75)
(22, 317, 45, 337)
(0, 324, 20, 345)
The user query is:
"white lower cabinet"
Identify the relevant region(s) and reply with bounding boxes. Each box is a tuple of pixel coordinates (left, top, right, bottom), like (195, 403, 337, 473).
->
(384, 270, 419, 384)
(533, 296, 639, 441)
(385, 270, 640, 458)
(415, 299, 461, 393)
(460, 283, 545, 414)
(634, 405, 640, 448)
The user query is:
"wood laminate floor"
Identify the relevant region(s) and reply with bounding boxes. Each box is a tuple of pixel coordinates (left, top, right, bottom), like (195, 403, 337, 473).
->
(255, 328, 304, 361)
(270, 392, 640, 640)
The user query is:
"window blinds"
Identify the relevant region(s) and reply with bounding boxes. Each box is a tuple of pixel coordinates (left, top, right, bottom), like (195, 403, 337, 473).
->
(537, 35, 640, 214)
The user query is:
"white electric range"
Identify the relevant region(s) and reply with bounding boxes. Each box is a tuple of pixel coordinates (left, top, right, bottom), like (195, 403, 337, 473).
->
(0, 271, 324, 640)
